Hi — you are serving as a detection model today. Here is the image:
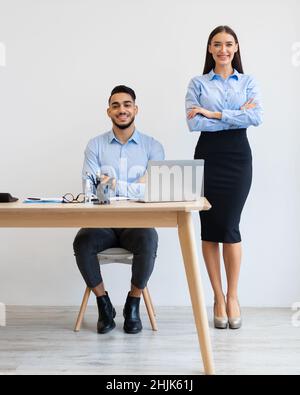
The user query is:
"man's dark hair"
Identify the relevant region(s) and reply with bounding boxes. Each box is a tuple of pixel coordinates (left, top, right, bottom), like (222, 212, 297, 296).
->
(109, 85, 136, 104)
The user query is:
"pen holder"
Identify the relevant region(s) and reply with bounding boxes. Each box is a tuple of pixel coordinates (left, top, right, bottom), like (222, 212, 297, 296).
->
(95, 178, 115, 205)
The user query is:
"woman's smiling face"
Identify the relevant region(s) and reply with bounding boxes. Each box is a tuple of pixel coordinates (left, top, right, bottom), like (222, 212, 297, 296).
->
(208, 32, 239, 68)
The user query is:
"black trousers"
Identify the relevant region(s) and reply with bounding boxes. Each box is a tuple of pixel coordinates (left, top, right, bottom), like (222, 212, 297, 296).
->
(195, 129, 252, 243)
(73, 228, 158, 289)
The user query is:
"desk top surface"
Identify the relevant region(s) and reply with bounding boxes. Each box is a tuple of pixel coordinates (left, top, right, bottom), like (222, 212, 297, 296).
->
(0, 198, 211, 213)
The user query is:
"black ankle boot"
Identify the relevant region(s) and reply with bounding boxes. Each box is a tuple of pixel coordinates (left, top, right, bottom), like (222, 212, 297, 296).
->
(123, 292, 143, 334)
(96, 292, 116, 334)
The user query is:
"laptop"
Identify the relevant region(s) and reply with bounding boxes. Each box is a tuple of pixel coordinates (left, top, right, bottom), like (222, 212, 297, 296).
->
(139, 160, 204, 203)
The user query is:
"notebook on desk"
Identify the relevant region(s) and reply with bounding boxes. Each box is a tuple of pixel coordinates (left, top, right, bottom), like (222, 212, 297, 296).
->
(24, 197, 63, 203)
(139, 160, 204, 203)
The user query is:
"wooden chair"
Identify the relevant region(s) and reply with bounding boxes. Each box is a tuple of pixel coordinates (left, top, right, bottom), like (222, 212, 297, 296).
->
(74, 248, 157, 332)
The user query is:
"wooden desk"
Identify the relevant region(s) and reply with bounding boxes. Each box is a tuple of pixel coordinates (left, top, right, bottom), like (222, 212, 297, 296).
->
(0, 198, 215, 375)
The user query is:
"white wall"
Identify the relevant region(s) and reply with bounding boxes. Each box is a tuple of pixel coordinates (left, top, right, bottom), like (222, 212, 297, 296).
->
(0, 0, 299, 307)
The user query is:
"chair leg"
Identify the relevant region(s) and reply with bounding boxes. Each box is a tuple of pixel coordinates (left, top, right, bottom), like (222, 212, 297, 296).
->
(145, 287, 156, 317)
(142, 287, 158, 331)
(74, 287, 91, 332)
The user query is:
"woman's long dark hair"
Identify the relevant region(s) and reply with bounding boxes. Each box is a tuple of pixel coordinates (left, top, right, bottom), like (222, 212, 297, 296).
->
(203, 25, 244, 75)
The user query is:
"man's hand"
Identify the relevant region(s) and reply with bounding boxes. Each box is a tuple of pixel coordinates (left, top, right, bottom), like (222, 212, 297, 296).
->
(100, 174, 146, 190)
(100, 175, 116, 190)
(138, 174, 147, 184)
(240, 98, 256, 111)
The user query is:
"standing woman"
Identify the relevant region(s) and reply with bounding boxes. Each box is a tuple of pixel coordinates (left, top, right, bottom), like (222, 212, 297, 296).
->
(185, 26, 263, 329)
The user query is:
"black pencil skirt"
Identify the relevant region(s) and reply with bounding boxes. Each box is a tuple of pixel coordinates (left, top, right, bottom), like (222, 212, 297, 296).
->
(194, 128, 252, 244)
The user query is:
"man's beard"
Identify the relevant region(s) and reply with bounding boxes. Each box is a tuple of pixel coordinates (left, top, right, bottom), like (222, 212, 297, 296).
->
(112, 116, 135, 130)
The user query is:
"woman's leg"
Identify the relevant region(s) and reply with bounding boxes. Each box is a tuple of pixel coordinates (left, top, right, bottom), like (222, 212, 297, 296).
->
(223, 242, 242, 317)
(202, 241, 226, 317)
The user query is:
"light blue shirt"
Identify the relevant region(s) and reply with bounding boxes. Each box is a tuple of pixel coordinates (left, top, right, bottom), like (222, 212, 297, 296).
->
(185, 69, 263, 132)
(82, 129, 165, 199)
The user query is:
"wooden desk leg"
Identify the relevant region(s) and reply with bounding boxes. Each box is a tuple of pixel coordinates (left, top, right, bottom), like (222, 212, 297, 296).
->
(178, 212, 215, 375)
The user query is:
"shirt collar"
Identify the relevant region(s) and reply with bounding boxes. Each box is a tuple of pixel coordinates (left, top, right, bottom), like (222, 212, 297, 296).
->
(108, 129, 140, 144)
(208, 68, 240, 81)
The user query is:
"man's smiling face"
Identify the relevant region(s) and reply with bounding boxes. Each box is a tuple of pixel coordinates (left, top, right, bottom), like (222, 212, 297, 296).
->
(107, 92, 138, 130)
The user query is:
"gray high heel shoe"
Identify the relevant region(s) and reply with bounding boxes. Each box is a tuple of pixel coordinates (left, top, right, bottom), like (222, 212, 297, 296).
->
(214, 315, 228, 329)
(213, 303, 228, 329)
(227, 300, 242, 329)
(228, 316, 242, 330)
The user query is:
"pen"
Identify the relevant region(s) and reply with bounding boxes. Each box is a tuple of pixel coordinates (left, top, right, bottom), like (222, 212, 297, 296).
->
(87, 174, 97, 189)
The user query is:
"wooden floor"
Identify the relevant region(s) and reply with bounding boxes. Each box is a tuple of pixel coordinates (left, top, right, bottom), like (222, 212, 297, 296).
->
(0, 306, 299, 375)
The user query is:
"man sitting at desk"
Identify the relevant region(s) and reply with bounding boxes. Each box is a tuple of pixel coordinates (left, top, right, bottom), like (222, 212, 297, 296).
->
(73, 85, 165, 334)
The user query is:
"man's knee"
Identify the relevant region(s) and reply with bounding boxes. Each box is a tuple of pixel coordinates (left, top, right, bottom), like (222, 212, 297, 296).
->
(136, 229, 158, 254)
(73, 229, 94, 255)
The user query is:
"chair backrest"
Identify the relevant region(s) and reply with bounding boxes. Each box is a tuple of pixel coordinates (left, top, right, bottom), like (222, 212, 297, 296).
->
(97, 248, 133, 265)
